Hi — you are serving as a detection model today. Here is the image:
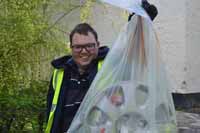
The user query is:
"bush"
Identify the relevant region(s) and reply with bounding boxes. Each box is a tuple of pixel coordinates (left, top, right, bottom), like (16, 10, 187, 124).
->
(0, 80, 48, 132)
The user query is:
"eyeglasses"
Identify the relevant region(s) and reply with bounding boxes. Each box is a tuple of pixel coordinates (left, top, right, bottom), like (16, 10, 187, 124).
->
(71, 43, 96, 53)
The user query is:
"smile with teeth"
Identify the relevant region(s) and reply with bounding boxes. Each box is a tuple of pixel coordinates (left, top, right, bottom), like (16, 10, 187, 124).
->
(81, 56, 88, 58)
(80, 56, 89, 60)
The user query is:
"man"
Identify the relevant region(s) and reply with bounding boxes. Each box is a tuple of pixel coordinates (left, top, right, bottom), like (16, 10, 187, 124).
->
(46, 1, 158, 132)
(46, 23, 109, 133)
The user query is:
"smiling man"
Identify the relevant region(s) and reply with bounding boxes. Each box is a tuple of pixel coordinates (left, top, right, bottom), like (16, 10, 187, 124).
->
(46, 23, 109, 133)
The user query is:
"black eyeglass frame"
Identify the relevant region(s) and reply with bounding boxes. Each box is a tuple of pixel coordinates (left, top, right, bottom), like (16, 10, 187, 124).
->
(71, 43, 96, 53)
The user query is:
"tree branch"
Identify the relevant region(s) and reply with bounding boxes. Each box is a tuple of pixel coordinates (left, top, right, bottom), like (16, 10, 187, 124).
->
(45, 5, 80, 32)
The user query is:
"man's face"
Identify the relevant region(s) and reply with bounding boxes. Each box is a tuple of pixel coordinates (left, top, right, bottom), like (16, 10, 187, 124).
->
(71, 32, 99, 70)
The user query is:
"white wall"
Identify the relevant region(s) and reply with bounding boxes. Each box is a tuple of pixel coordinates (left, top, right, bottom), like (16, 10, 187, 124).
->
(151, 0, 186, 93)
(151, 0, 200, 93)
(185, 0, 200, 93)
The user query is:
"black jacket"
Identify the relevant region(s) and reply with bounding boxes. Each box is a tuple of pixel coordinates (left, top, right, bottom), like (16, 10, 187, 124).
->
(47, 46, 109, 133)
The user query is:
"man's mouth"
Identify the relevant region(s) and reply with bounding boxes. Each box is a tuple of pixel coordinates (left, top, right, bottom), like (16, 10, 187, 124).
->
(81, 56, 88, 58)
(80, 56, 90, 61)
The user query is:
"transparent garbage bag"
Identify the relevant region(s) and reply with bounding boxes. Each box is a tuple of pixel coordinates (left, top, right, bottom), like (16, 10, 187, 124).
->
(67, 2, 177, 133)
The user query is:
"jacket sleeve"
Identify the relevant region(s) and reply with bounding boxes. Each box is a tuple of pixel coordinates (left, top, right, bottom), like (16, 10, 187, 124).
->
(46, 76, 54, 122)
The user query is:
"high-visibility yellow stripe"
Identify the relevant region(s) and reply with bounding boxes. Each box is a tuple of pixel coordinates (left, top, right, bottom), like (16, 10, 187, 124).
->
(52, 70, 63, 104)
(98, 60, 104, 71)
(52, 70, 57, 90)
(46, 69, 64, 133)
(46, 60, 104, 132)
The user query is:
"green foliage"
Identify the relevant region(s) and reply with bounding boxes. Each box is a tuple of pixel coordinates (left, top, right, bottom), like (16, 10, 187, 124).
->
(0, 0, 70, 132)
(0, 80, 48, 132)
(0, 0, 95, 131)
(0, 0, 50, 88)
(80, 0, 94, 22)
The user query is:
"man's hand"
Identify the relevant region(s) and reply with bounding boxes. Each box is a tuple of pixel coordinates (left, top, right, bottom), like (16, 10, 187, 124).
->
(142, 0, 158, 21)
(128, 0, 158, 21)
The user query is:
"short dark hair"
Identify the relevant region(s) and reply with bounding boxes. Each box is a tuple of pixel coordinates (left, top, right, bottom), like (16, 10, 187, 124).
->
(70, 23, 98, 44)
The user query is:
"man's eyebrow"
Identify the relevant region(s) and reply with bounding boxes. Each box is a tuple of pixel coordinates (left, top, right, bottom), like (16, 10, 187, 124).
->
(72, 43, 95, 45)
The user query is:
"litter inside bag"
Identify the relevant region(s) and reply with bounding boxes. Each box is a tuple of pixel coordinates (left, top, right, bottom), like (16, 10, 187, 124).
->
(67, 14, 177, 133)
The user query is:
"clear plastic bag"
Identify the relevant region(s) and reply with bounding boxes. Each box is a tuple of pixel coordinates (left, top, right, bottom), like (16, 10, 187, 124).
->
(68, 1, 177, 132)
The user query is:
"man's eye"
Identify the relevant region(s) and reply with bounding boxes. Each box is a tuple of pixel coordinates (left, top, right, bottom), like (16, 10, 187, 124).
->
(74, 46, 82, 49)
(87, 45, 93, 48)
(87, 43, 95, 48)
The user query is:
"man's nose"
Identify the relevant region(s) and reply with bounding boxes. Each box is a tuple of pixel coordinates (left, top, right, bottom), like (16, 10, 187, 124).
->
(80, 47, 88, 53)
